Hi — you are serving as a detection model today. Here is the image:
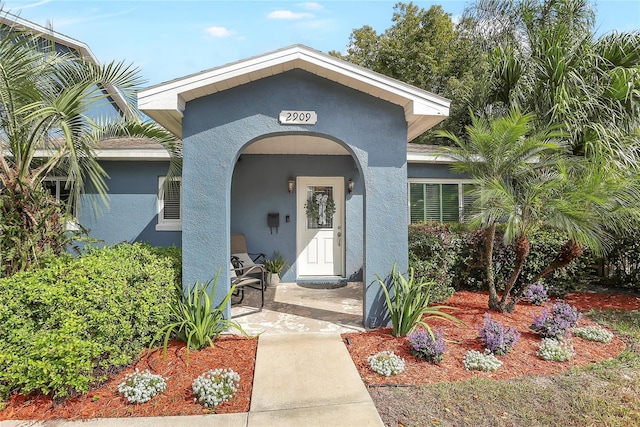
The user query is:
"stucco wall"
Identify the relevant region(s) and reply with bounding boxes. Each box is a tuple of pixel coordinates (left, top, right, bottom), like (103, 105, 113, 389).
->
(79, 161, 181, 247)
(182, 69, 408, 326)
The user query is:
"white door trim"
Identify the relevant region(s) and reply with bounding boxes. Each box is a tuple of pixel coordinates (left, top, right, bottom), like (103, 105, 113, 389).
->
(296, 176, 345, 278)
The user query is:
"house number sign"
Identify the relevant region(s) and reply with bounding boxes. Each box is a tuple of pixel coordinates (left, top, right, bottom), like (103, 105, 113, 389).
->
(279, 110, 317, 125)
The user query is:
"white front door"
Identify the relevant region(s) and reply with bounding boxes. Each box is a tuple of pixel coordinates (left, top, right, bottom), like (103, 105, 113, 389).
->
(296, 177, 344, 277)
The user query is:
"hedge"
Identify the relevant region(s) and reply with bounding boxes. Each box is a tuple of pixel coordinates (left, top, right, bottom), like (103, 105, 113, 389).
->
(408, 223, 596, 297)
(0, 243, 176, 399)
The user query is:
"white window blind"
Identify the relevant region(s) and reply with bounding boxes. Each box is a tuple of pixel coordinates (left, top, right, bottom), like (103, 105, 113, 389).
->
(157, 176, 182, 231)
(409, 180, 474, 224)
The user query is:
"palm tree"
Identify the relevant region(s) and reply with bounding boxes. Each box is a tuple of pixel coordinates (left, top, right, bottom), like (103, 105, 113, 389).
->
(438, 109, 567, 311)
(440, 108, 640, 312)
(0, 18, 179, 276)
(464, 0, 640, 168)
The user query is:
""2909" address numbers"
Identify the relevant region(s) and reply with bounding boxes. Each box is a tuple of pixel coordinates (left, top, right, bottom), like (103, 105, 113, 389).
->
(279, 110, 317, 125)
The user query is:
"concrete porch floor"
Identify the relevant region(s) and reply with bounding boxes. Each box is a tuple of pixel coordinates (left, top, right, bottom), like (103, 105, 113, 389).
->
(230, 281, 365, 335)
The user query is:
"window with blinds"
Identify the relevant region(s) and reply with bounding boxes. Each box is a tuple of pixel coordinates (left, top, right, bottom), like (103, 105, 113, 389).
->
(157, 176, 182, 230)
(44, 177, 74, 214)
(409, 181, 474, 224)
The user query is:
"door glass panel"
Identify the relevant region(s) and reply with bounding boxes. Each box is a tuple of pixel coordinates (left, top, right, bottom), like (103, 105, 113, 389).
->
(306, 186, 334, 229)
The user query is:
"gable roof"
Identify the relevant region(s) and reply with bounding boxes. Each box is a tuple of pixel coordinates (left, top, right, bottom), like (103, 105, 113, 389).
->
(0, 12, 129, 115)
(138, 45, 450, 142)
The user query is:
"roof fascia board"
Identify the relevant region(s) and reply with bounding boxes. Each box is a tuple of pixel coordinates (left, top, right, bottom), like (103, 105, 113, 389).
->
(407, 153, 455, 164)
(9, 148, 450, 163)
(139, 46, 450, 116)
(138, 45, 451, 141)
(27, 149, 171, 160)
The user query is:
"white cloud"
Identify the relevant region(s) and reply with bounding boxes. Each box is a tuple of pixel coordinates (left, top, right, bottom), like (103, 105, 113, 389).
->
(205, 26, 234, 38)
(267, 10, 315, 20)
(5, 0, 52, 11)
(298, 2, 324, 11)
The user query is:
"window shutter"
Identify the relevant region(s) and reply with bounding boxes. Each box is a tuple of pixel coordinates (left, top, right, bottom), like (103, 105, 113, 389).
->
(163, 179, 181, 220)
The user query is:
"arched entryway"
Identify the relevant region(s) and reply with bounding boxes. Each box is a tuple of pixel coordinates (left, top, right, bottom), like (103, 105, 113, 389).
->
(229, 133, 365, 331)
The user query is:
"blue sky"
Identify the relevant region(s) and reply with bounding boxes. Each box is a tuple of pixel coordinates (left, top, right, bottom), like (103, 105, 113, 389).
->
(4, 0, 640, 87)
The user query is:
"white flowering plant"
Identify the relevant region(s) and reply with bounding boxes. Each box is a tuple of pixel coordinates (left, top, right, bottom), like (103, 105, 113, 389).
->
(463, 349, 502, 372)
(573, 325, 614, 343)
(538, 338, 575, 361)
(367, 351, 405, 376)
(192, 368, 240, 408)
(117, 369, 167, 404)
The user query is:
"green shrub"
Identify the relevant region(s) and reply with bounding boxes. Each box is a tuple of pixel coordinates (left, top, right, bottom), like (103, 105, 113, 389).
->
(0, 243, 175, 399)
(148, 245, 182, 285)
(408, 223, 464, 302)
(601, 229, 640, 289)
(409, 223, 596, 296)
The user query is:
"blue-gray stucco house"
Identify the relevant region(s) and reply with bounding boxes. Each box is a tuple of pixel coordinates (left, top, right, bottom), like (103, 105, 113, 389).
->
(133, 45, 453, 327)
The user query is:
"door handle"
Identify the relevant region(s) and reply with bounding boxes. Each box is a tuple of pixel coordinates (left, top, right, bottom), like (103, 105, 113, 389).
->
(337, 231, 342, 246)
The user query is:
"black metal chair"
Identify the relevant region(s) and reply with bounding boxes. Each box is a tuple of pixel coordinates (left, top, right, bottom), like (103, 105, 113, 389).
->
(230, 259, 265, 307)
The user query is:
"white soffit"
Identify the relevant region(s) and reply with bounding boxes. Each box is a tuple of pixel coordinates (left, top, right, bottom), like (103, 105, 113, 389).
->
(138, 45, 451, 141)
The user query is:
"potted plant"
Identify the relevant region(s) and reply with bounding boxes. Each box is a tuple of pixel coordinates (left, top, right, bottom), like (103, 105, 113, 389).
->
(264, 252, 288, 286)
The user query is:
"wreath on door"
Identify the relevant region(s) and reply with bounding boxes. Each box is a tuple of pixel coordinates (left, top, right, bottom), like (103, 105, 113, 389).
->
(305, 193, 336, 226)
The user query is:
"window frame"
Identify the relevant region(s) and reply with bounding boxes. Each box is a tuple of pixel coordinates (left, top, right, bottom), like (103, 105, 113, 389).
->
(407, 178, 476, 224)
(156, 176, 182, 231)
(43, 176, 79, 230)
(43, 176, 76, 213)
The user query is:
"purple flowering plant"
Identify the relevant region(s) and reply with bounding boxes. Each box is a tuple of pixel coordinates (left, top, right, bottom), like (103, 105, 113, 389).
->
(477, 313, 521, 355)
(531, 301, 581, 339)
(524, 282, 549, 305)
(407, 328, 446, 364)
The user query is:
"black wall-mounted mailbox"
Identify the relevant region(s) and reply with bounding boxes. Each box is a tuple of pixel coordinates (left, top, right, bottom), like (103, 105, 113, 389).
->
(268, 213, 279, 227)
(268, 213, 280, 234)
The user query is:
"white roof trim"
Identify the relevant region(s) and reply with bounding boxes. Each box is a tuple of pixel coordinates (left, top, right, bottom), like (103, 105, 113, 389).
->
(0, 13, 129, 115)
(407, 152, 456, 164)
(25, 149, 171, 161)
(138, 45, 450, 141)
(13, 148, 447, 163)
(93, 149, 171, 160)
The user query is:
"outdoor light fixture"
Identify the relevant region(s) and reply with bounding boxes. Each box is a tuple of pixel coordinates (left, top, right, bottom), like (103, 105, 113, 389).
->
(348, 179, 354, 194)
(288, 179, 295, 193)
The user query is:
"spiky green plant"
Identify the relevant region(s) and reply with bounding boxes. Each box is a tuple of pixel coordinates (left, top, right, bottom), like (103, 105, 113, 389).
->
(152, 270, 247, 362)
(375, 263, 463, 337)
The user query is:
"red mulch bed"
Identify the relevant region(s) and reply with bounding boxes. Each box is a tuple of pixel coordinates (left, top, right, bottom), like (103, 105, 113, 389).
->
(564, 290, 640, 311)
(1, 290, 637, 421)
(0, 337, 257, 421)
(342, 291, 633, 386)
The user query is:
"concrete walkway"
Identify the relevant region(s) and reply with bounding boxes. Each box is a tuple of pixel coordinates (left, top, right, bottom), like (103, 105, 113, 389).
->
(1, 333, 383, 427)
(247, 333, 383, 426)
